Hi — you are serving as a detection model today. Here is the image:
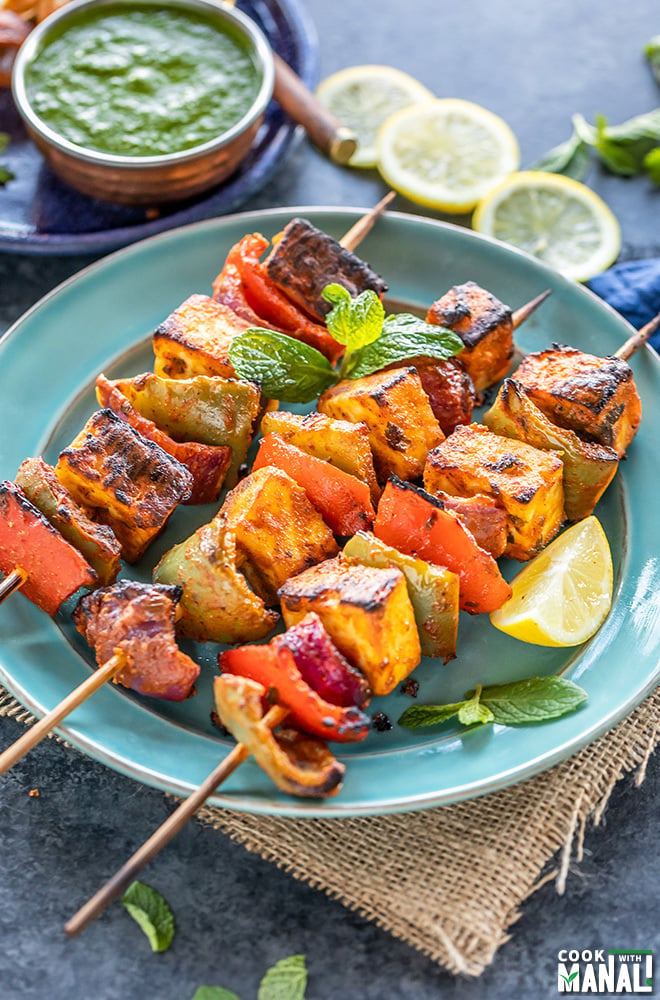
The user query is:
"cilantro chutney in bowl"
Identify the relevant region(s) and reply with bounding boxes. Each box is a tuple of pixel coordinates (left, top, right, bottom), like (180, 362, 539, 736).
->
(12, 0, 274, 204)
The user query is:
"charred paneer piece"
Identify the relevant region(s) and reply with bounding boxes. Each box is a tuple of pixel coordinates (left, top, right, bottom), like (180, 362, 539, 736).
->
(265, 217, 388, 321)
(260, 409, 380, 505)
(426, 281, 514, 393)
(217, 466, 338, 606)
(0, 481, 97, 615)
(514, 345, 642, 456)
(73, 580, 200, 702)
(318, 367, 443, 482)
(56, 410, 193, 563)
(279, 556, 420, 696)
(424, 423, 565, 561)
(15, 457, 121, 585)
(483, 379, 619, 522)
(152, 294, 249, 379)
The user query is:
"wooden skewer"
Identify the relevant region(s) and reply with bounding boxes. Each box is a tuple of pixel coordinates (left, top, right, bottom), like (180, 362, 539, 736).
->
(339, 191, 396, 252)
(614, 310, 660, 361)
(0, 567, 27, 604)
(0, 651, 127, 776)
(64, 702, 289, 938)
(512, 289, 552, 330)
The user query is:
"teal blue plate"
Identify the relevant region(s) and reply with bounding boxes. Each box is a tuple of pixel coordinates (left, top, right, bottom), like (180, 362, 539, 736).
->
(1, 207, 659, 817)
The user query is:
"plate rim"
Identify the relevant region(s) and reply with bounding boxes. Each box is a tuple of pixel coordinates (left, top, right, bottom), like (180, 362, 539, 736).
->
(1, 205, 659, 818)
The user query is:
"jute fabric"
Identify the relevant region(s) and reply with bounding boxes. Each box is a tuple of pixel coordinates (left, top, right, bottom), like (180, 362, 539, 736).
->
(2, 684, 658, 977)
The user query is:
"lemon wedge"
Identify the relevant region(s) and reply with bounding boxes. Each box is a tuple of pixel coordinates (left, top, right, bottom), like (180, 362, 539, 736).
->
(490, 516, 613, 647)
(376, 98, 520, 213)
(316, 65, 434, 169)
(473, 171, 621, 281)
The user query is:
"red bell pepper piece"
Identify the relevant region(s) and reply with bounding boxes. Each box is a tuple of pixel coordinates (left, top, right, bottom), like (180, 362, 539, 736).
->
(219, 643, 370, 743)
(231, 234, 344, 363)
(374, 477, 512, 614)
(0, 481, 97, 615)
(253, 433, 374, 536)
(273, 612, 371, 708)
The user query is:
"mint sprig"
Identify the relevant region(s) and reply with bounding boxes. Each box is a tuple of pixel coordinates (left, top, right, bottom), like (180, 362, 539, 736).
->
(121, 880, 174, 953)
(258, 955, 307, 1000)
(398, 675, 587, 729)
(190, 989, 242, 1000)
(646, 35, 660, 85)
(228, 286, 462, 403)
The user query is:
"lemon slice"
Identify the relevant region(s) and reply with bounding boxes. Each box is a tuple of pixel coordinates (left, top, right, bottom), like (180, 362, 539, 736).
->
(490, 516, 613, 647)
(377, 98, 520, 213)
(316, 65, 434, 168)
(473, 171, 621, 281)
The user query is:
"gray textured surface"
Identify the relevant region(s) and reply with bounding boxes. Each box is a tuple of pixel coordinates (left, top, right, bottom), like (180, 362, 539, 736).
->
(1, 0, 659, 996)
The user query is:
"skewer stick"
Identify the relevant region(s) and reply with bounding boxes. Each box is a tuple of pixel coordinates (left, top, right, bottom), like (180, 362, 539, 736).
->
(0, 651, 127, 776)
(64, 703, 289, 938)
(0, 567, 27, 604)
(614, 310, 660, 361)
(512, 289, 552, 330)
(339, 191, 396, 251)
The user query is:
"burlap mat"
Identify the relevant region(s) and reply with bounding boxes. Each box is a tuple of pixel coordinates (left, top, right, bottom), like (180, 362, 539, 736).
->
(2, 684, 658, 977)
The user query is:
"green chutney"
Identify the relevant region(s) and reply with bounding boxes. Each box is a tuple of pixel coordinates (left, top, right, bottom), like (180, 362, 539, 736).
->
(26, 3, 261, 157)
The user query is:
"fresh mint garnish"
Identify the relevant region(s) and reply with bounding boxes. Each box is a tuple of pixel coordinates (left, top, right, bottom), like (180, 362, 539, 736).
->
(258, 954, 307, 1000)
(645, 35, 660, 84)
(121, 880, 175, 953)
(343, 313, 463, 379)
(399, 676, 588, 729)
(322, 283, 384, 352)
(228, 329, 338, 403)
(533, 130, 591, 181)
(643, 147, 660, 183)
(190, 989, 242, 1000)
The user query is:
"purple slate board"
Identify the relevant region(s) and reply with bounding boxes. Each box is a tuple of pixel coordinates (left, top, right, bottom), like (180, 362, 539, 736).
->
(0, 0, 318, 254)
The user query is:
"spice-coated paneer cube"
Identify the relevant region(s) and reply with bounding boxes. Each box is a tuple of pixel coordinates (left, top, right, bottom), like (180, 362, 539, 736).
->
(424, 423, 564, 561)
(260, 409, 380, 505)
(426, 281, 514, 393)
(15, 457, 121, 586)
(152, 294, 249, 380)
(279, 556, 421, 695)
(217, 466, 338, 606)
(318, 367, 443, 482)
(56, 410, 193, 563)
(513, 345, 642, 456)
(483, 379, 619, 522)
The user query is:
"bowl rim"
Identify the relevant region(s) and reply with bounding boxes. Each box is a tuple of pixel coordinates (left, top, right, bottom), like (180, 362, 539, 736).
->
(11, 0, 275, 168)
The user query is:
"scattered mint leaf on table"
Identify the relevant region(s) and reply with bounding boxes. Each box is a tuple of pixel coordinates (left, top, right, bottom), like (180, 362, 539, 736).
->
(398, 676, 587, 729)
(0, 132, 14, 186)
(258, 954, 307, 1000)
(533, 130, 591, 181)
(190, 989, 242, 1000)
(121, 880, 175, 953)
(645, 35, 660, 84)
(643, 147, 660, 182)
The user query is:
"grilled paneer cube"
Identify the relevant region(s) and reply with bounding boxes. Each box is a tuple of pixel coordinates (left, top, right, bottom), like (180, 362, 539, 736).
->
(318, 367, 443, 482)
(426, 281, 514, 393)
(15, 457, 121, 585)
(217, 466, 338, 606)
(424, 423, 564, 561)
(483, 379, 619, 521)
(152, 294, 249, 380)
(279, 557, 421, 696)
(514, 345, 642, 456)
(265, 217, 388, 321)
(261, 409, 380, 505)
(56, 410, 193, 563)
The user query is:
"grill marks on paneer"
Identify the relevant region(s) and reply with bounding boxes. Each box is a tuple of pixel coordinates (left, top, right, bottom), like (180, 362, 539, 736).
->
(265, 217, 388, 322)
(153, 294, 248, 380)
(514, 345, 642, 456)
(424, 423, 565, 561)
(56, 409, 193, 563)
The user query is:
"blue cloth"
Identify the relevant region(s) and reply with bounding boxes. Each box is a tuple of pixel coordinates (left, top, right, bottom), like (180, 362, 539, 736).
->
(588, 259, 660, 351)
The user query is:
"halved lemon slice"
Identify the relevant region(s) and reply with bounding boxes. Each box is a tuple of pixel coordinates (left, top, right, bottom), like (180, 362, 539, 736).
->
(490, 516, 613, 647)
(316, 65, 434, 169)
(473, 171, 621, 281)
(377, 98, 520, 213)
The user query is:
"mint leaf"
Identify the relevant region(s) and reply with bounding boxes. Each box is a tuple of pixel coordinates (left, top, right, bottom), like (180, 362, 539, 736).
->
(398, 702, 466, 728)
(572, 113, 598, 146)
(344, 314, 463, 379)
(121, 880, 174, 953)
(457, 686, 494, 726)
(228, 329, 338, 404)
(643, 147, 660, 184)
(533, 130, 591, 181)
(473, 676, 588, 724)
(604, 108, 660, 143)
(0, 133, 13, 187)
(645, 35, 660, 84)
(258, 954, 307, 1000)
(323, 284, 385, 352)
(190, 989, 242, 1000)
(0, 133, 8, 155)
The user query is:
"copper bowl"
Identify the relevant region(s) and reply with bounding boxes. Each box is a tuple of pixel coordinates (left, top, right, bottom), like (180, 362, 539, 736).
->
(11, 0, 275, 205)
